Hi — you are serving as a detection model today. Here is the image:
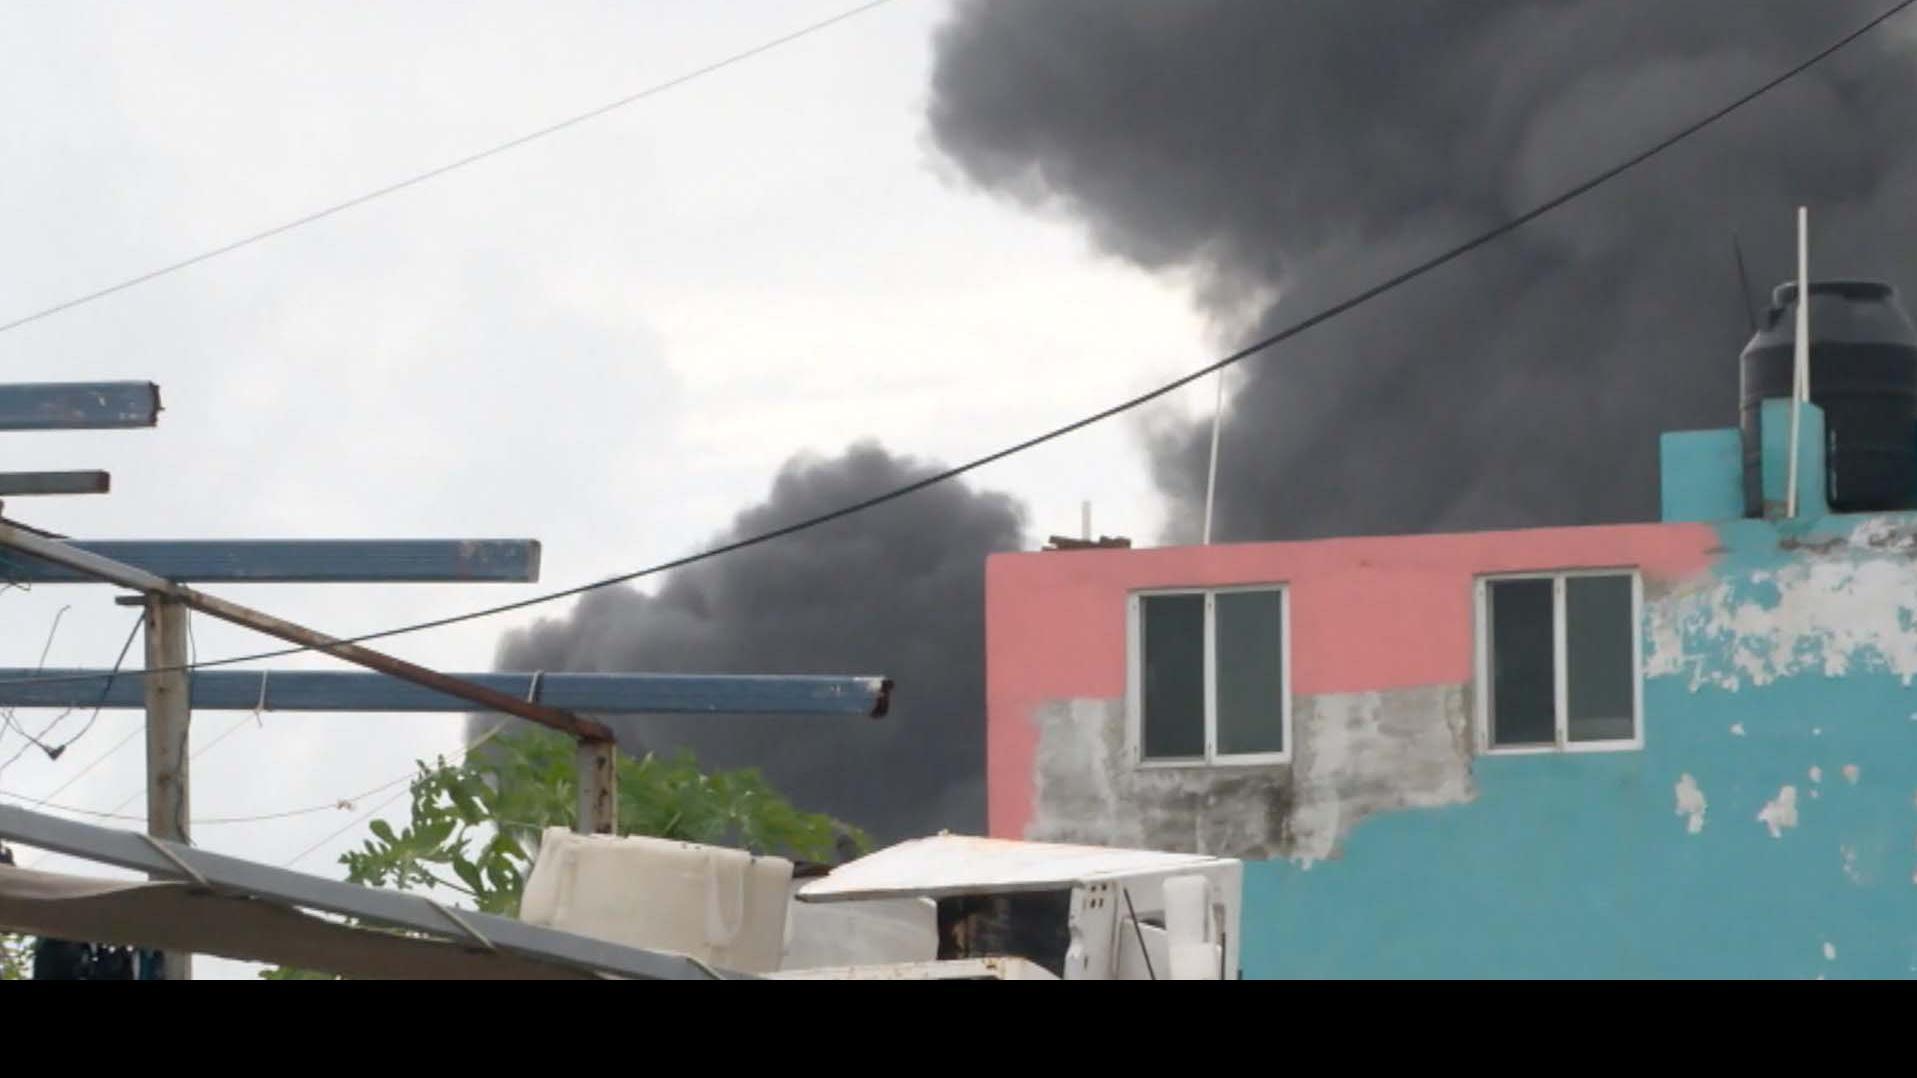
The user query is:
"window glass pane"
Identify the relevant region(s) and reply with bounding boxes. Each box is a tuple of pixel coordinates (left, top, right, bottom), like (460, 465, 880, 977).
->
(1488, 579, 1554, 746)
(1216, 590, 1286, 756)
(1141, 594, 1205, 759)
(1567, 574, 1636, 742)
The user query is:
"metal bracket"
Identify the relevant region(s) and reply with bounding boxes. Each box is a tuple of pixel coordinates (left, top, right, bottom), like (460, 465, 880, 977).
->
(427, 899, 497, 953)
(138, 833, 209, 890)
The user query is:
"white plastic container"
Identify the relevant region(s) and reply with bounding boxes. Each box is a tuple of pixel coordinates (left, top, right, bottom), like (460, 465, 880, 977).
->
(1163, 873, 1220, 980)
(519, 828, 793, 973)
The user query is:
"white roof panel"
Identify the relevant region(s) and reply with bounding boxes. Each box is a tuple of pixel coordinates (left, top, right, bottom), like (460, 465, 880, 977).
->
(797, 835, 1231, 903)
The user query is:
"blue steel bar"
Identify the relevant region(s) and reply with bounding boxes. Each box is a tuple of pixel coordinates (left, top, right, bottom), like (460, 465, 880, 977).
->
(0, 670, 892, 718)
(0, 382, 160, 430)
(0, 539, 541, 584)
(0, 471, 111, 497)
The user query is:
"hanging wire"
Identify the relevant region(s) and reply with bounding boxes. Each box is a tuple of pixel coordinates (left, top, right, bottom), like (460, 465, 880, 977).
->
(0, 614, 143, 782)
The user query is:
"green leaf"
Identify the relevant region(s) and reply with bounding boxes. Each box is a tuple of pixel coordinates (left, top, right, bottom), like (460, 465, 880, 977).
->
(451, 856, 484, 895)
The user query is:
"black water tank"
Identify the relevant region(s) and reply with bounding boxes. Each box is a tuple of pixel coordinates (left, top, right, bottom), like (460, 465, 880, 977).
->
(1739, 279, 1917, 515)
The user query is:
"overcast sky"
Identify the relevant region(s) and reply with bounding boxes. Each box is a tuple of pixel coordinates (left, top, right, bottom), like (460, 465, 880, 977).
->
(0, 1, 1217, 977)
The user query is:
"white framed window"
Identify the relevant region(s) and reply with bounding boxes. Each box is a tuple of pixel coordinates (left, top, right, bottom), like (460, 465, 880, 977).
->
(1127, 585, 1291, 766)
(1474, 569, 1643, 754)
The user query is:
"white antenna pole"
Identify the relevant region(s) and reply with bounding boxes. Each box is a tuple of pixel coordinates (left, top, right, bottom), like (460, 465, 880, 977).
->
(1201, 367, 1226, 545)
(1786, 206, 1810, 518)
(1081, 500, 1091, 542)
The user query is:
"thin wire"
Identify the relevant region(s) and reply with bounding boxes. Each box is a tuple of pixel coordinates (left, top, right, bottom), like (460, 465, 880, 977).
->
(42, 614, 143, 756)
(0, 612, 138, 776)
(1, 615, 145, 813)
(25, 721, 140, 810)
(0, 604, 75, 756)
(35, 606, 71, 670)
(0, 0, 1910, 692)
(0, 583, 14, 758)
(45, 685, 299, 826)
(282, 721, 510, 867)
(9, 722, 513, 874)
(0, 0, 899, 338)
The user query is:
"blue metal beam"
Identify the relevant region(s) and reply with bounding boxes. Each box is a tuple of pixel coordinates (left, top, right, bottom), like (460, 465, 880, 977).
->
(0, 471, 110, 497)
(0, 670, 892, 717)
(0, 539, 541, 583)
(0, 382, 160, 431)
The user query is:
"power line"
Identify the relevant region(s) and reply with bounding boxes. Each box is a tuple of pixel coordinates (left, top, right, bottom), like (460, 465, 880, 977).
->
(7, 722, 511, 874)
(0, 0, 900, 338)
(0, 0, 1910, 693)
(0, 604, 73, 761)
(281, 722, 509, 868)
(23, 720, 141, 811)
(0, 614, 140, 776)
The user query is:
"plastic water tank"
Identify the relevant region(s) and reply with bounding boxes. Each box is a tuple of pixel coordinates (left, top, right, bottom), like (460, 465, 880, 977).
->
(1739, 279, 1917, 515)
(519, 828, 793, 974)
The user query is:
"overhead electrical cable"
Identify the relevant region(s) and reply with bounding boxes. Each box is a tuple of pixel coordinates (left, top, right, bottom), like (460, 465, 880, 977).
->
(0, 0, 900, 337)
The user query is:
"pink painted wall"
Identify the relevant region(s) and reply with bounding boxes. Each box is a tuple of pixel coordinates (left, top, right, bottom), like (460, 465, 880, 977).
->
(985, 523, 1719, 838)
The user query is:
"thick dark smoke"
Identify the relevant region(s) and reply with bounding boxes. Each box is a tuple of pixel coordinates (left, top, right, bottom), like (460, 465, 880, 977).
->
(487, 443, 1025, 843)
(929, 0, 1917, 541)
(480, 4, 1917, 844)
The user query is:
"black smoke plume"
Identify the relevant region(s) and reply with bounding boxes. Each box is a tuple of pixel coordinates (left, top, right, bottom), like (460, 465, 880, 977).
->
(928, 0, 1917, 541)
(487, 443, 1025, 843)
(482, 4, 1917, 843)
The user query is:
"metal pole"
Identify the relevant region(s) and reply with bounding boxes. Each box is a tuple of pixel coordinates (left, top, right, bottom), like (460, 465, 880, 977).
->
(575, 740, 617, 836)
(1786, 206, 1810, 519)
(1201, 368, 1226, 545)
(142, 594, 191, 980)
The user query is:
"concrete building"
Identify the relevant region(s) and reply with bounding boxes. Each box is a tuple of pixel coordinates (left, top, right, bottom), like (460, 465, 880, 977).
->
(985, 286, 1917, 978)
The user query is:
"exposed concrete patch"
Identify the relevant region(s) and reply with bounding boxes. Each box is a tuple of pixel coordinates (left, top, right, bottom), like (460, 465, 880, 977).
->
(1729, 723, 1746, 736)
(1844, 764, 1861, 785)
(1283, 688, 1477, 864)
(1675, 774, 1707, 835)
(1758, 785, 1800, 838)
(1810, 766, 1823, 784)
(1824, 942, 1838, 962)
(1026, 685, 1476, 861)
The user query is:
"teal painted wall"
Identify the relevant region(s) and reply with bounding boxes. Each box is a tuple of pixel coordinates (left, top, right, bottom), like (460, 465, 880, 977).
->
(1660, 429, 1743, 522)
(1239, 513, 1917, 979)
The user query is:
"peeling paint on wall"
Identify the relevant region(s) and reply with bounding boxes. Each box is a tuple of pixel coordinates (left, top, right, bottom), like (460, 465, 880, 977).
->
(1647, 517, 1917, 692)
(1844, 764, 1861, 785)
(1759, 786, 1800, 839)
(1026, 686, 1475, 862)
(1675, 774, 1707, 834)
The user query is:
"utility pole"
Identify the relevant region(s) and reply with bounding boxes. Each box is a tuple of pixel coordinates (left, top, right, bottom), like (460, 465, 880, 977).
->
(1786, 206, 1810, 520)
(576, 741, 618, 835)
(141, 595, 191, 980)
